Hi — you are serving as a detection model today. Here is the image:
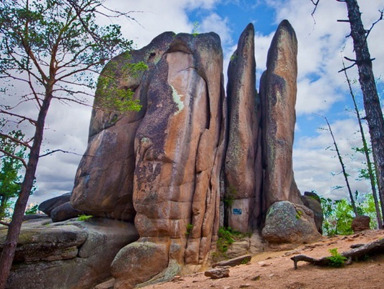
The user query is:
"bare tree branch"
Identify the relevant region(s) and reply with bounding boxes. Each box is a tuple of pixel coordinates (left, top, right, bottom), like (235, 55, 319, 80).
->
(365, 10, 383, 41)
(310, 0, 320, 16)
(0, 110, 37, 125)
(39, 149, 93, 158)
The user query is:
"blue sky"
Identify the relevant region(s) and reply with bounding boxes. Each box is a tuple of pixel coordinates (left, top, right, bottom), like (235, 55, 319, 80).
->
(19, 0, 383, 205)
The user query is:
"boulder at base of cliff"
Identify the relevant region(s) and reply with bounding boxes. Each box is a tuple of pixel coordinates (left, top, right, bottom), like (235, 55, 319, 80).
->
(262, 201, 321, 244)
(111, 241, 170, 289)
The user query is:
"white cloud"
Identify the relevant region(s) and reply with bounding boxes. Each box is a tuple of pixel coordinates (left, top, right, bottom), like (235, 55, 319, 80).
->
(200, 13, 232, 47)
(254, 31, 274, 81)
(294, 117, 372, 199)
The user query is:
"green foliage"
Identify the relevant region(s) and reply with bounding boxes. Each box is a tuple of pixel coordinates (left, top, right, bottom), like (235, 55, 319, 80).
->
(25, 204, 38, 215)
(295, 209, 303, 219)
(327, 248, 347, 267)
(230, 54, 237, 61)
(185, 223, 193, 236)
(97, 60, 147, 113)
(321, 192, 380, 236)
(321, 197, 354, 236)
(216, 226, 249, 255)
(77, 214, 93, 221)
(0, 129, 27, 220)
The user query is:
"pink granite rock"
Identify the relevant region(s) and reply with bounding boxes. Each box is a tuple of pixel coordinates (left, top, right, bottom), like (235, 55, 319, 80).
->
(260, 20, 302, 215)
(225, 23, 262, 233)
(71, 32, 175, 221)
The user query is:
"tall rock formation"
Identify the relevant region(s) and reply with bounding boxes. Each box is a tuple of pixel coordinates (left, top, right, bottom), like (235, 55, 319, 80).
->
(130, 32, 226, 273)
(225, 23, 262, 233)
(63, 20, 316, 289)
(259, 20, 302, 213)
(70, 32, 226, 288)
(71, 32, 175, 221)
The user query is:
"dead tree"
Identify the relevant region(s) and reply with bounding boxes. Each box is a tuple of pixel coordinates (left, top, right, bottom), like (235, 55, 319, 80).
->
(311, 0, 384, 227)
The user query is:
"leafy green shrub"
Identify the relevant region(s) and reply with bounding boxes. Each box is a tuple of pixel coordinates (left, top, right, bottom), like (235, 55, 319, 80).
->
(185, 223, 193, 236)
(327, 248, 347, 267)
(77, 214, 93, 221)
(25, 205, 38, 215)
(216, 227, 250, 254)
(321, 191, 381, 236)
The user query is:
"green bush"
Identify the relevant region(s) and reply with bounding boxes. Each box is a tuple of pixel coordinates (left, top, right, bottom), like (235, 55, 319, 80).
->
(327, 248, 347, 267)
(321, 191, 381, 236)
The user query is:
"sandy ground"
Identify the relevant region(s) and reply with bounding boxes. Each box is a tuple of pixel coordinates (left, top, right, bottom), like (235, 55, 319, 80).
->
(143, 230, 384, 289)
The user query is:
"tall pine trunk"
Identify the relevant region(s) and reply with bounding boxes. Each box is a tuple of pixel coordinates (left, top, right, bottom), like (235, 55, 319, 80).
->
(342, 0, 384, 226)
(0, 91, 53, 289)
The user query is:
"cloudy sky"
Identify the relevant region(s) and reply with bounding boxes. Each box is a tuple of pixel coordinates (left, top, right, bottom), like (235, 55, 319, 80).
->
(4, 0, 383, 205)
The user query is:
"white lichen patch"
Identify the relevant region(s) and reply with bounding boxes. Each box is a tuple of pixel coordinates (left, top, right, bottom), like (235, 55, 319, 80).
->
(170, 85, 184, 114)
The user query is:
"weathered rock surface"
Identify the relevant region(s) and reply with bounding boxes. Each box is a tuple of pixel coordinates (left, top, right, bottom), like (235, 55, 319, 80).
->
(51, 201, 83, 222)
(110, 31, 226, 289)
(225, 23, 262, 233)
(3, 218, 138, 289)
(204, 267, 230, 279)
(0, 219, 87, 264)
(111, 242, 169, 289)
(262, 201, 321, 244)
(301, 191, 323, 233)
(71, 32, 176, 221)
(260, 20, 302, 213)
(38, 192, 71, 216)
(352, 215, 371, 232)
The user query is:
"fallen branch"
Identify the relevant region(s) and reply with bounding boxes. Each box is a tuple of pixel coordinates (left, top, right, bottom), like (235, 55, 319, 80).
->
(291, 238, 384, 269)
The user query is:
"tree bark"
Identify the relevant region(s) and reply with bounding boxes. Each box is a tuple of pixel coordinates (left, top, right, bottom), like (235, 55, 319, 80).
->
(0, 92, 52, 289)
(343, 0, 384, 225)
(343, 65, 383, 228)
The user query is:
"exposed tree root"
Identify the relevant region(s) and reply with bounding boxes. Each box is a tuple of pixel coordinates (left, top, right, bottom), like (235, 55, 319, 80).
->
(291, 237, 384, 269)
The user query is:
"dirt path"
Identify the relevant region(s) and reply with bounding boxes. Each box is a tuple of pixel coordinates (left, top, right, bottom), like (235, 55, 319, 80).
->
(144, 230, 384, 289)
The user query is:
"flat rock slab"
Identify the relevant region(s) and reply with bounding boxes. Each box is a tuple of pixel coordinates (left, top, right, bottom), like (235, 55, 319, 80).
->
(204, 267, 230, 279)
(0, 219, 87, 263)
(5, 218, 139, 289)
(213, 254, 252, 267)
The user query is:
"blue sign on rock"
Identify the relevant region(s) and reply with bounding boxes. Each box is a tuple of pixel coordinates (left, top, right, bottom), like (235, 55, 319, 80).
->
(232, 208, 242, 215)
